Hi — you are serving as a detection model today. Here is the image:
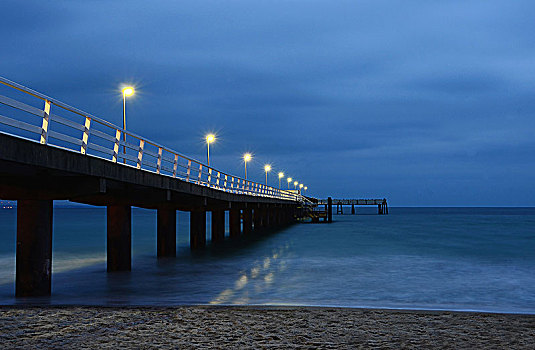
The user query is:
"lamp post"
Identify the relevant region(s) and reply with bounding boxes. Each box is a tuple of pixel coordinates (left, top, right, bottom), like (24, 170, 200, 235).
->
(304, 186, 308, 194)
(122, 86, 134, 163)
(278, 172, 284, 189)
(264, 164, 271, 185)
(287, 177, 292, 190)
(293, 181, 298, 190)
(243, 153, 252, 179)
(299, 183, 303, 193)
(205, 134, 215, 166)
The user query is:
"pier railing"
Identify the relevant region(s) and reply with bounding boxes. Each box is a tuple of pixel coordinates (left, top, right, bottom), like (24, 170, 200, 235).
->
(0, 77, 304, 202)
(317, 199, 386, 205)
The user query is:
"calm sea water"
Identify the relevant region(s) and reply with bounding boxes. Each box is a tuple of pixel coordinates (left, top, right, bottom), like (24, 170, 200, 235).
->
(0, 207, 534, 313)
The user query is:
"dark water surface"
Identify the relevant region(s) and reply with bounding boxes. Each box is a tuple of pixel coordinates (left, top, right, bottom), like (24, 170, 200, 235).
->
(0, 207, 534, 313)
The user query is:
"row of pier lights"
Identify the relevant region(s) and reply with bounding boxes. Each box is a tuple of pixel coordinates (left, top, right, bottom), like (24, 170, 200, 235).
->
(208, 135, 308, 193)
(121, 86, 308, 194)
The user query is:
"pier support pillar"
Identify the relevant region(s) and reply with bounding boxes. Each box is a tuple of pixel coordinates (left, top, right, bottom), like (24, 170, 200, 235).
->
(190, 210, 206, 249)
(275, 208, 281, 225)
(253, 208, 262, 230)
(243, 208, 253, 235)
(282, 208, 288, 224)
(16, 200, 53, 297)
(378, 204, 383, 215)
(382, 200, 388, 215)
(327, 197, 333, 223)
(229, 208, 241, 238)
(282, 207, 290, 224)
(351, 204, 355, 215)
(276, 208, 283, 225)
(157, 207, 176, 257)
(107, 205, 131, 271)
(266, 208, 273, 227)
(211, 210, 225, 243)
(262, 207, 270, 227)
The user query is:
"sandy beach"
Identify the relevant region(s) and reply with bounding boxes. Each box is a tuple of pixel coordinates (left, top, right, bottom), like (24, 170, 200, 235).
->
(0, 306, 533, 349)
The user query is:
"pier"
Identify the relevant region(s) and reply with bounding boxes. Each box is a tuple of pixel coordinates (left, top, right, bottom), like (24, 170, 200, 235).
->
(308, 198, 389, 223)
(0, 77, 387, 298)
(320, 198, 389, 215)
(0, 77, 310, 297)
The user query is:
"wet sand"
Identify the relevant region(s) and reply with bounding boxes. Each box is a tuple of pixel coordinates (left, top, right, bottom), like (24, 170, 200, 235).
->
(1, 306, 534, 349)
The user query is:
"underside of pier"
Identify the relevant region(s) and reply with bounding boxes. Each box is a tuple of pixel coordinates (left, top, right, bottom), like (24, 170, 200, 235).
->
(0, 133, 302, 297)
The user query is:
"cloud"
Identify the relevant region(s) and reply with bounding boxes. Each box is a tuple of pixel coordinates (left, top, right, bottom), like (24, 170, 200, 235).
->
(1, 0, 534, 205)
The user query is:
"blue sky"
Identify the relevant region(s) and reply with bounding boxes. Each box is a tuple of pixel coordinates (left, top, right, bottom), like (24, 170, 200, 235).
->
(2, 1, 534, 206)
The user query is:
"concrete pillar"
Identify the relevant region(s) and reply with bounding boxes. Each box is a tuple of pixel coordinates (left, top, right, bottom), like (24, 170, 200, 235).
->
(266, 207, 274, 227)
(327, 197, 333, 223)
(275, 208, 282, 225)
(107, 205, 131, 272)
(282, 207, 290, 224)
(243, 208, 253, 235)
(351, 204, 355, 215)
(211, 210, 225, 243)
(190, 210, 206, 249)
(157, 207, 176, 257)
(282, 207, 289, 224)
(262, 207, 270, 227)
(253, 208, 262, 230)
(378, 204, 383, 215)
(16, 200, 53, 297)
(276, 208, 283, 225)
(229, 208, 241, 238)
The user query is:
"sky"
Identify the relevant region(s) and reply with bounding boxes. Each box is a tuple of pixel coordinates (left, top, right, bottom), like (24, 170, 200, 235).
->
(1, 0, 534, 206)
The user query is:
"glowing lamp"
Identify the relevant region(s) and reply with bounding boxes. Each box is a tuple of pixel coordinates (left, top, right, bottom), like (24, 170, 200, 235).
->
(122, 87, 134, 96)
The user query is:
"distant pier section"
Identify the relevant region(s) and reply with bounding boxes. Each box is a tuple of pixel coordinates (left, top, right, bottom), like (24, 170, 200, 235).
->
(309, 198, 388, 222)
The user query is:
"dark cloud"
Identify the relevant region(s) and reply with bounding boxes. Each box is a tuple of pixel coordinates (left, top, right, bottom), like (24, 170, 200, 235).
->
(1, 0, 534, 205)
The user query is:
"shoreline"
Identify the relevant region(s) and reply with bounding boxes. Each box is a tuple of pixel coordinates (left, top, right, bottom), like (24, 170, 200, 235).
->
(2, 303, 535, 316)
(2, 301, 535, 316)
(1, 305, 534, 349)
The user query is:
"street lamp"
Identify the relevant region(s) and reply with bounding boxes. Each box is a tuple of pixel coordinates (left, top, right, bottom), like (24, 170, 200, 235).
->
(299, 184, 303, 192)
(122, 86, 134, 162)
(287, 177, 292, 190)
(243, 153, 252, 179)
(278, 172, 284, 189)
(264, 164, 271, 185)
(304, 186, 308, 194)
(205, 133, 215, 166)
(293, 181, 298, 190)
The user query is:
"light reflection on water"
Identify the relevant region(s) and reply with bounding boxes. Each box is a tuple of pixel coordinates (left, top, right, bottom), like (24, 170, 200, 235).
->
(0, 207, 534, 313)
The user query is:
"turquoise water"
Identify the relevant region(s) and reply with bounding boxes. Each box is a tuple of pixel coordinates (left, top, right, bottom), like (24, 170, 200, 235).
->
(0, 207, 534, 313)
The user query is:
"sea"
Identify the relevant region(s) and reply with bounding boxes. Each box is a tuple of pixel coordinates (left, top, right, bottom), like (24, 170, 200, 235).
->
(0, 207, 534, 314)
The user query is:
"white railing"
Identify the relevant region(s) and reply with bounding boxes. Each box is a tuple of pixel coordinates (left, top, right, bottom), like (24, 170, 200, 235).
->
(0, 76, 304, 202)
(316, 199, 386, 205)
